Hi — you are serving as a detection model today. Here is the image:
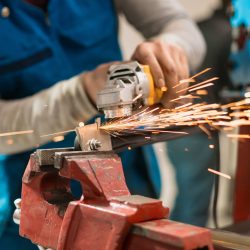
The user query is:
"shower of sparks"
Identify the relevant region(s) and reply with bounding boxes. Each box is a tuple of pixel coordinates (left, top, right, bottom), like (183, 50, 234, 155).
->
(100, 96, 250, 137)
(4, 69, 250, 149)
(100, 101, 229, 136)
(176, 77, 218, 94)
(0, 130, 34, 137)
(99, 68, 250, 138)
(172, 67, 212, 89)
(208, 168, 231, 180)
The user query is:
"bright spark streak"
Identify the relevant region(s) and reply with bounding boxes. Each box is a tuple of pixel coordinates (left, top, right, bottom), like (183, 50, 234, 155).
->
(199, 125, 211, 137)
(227, 134, 250, 139)
(222, 99, 250, 109)
(170, 94, 200, 103)
(133, 93, 143, 102)
(188, 83, 214, 92)
(52, 136, 65, 142)
(172, 68, 211, 89)
(174, 102, 193, 110)
(172, 78, 196, 89)
(191, 68, 212, 79)
(40, 129, 75, 137)
(196, 90, 208, 95)
(0, 130, 34, 137)
(208, 168, 231, 180)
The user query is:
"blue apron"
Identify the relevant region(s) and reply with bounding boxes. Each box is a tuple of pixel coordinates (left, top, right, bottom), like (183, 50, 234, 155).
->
(0, 1, 161, 248)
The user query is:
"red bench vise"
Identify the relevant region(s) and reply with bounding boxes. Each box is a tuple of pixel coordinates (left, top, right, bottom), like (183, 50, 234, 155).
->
(19, 122, 214, 250)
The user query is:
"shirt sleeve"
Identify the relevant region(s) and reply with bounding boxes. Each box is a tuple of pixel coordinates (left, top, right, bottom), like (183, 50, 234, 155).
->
(116, 0, 206, 70)
(0, 76, 98, 154)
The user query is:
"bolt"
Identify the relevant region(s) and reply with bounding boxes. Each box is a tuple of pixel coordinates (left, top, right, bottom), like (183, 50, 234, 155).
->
(87, 139, 101, 151)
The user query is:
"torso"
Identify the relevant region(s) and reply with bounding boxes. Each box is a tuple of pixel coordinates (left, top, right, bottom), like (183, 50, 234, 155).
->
(0, 0, 122, 99)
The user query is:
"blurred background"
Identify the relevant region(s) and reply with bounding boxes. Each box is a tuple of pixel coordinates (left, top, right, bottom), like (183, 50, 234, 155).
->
(119, 0, 239, 228)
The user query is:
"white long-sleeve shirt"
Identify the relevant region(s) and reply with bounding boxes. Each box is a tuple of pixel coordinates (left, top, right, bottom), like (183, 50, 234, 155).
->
(0, 0, 206, 154)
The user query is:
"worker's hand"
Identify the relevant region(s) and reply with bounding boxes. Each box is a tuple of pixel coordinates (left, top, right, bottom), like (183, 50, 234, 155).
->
(80, 62, 115, 104)
(132, 40, 189, 108)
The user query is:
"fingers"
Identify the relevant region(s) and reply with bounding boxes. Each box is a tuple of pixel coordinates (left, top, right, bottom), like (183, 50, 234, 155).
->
(172, 46, 189, 81)
(156, 42, 179, 87)
(132, 40, 190, 107)
(132, 43, 165, 88)
(132, 41, 189, 86)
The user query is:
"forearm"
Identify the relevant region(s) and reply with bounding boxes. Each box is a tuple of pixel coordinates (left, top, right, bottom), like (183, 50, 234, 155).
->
(0, 76, 98, 154)
(117, 0, 206, 70)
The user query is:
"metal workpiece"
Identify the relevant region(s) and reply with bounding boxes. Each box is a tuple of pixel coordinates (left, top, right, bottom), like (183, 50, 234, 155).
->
(34, 121, 199, 171)
(75, 120, 112, 152)
(75, 119, 203, 153)
(96, 61, 152, 118)
(111, 126, 201, 153)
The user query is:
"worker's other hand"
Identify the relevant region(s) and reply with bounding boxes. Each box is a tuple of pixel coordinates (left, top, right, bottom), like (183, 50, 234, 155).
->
(80, 62, 116, 104)
(132, 40, 189, 108)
